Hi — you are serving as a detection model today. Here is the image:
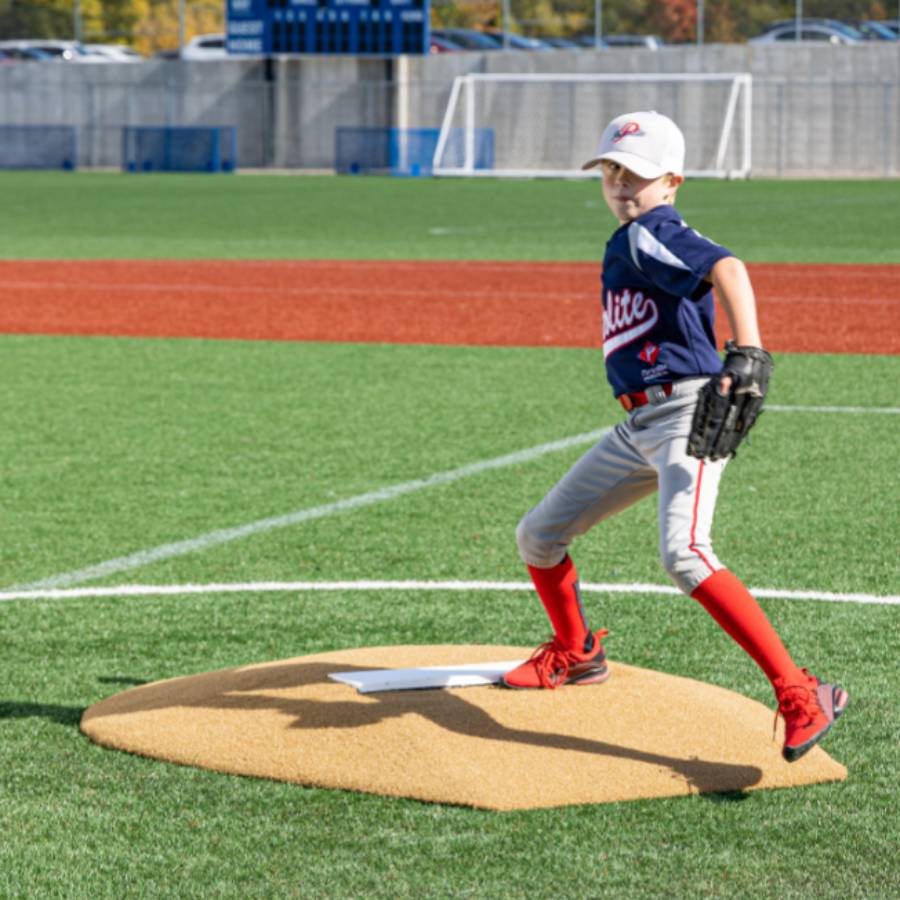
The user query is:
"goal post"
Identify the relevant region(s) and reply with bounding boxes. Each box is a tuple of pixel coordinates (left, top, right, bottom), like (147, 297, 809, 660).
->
(432, 72, 752, 180)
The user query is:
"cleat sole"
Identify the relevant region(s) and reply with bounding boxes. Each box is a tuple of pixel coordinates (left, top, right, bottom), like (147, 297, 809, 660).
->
(499, 663, 609, 691)
(783, 686, 849, 763)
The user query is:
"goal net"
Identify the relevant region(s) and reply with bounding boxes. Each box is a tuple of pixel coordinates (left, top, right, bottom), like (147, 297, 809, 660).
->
(433, 73, 752, 179)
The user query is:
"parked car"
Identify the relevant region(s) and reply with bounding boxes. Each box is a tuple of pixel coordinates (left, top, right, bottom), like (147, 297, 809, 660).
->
(484, 31, 554, 50)
(0, 45, 53, 61)
(574, 35, 608, 48)
(845, 20, 899, 40)
(749, 20, 863, 44)
(429, 34, 464, 53)
(603, 34, 664, 49)
(0, 39, 103, 61)
(181, 33, 228, 60)
(538, 35, 582, 49)
(764, 17, 864, 33)
(430, 28, 501, 51)
(83, 43, 144, 61)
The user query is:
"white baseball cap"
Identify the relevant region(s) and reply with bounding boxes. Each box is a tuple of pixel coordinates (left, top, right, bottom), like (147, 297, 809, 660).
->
(582, 110, 685, 178)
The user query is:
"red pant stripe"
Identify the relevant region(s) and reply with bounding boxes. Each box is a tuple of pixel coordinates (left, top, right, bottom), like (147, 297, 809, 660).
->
(689, 459, 717, 575)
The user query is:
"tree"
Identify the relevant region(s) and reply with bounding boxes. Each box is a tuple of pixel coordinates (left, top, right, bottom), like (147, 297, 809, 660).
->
(91, 0, 141, 41)
(0, 0, 223, 51)
(649, 0, 697, 41)
(703, 0, 791, 42)
(0, 0, 77, 39)
(128, 0, 223, 53)
(4, 0, 894, 49)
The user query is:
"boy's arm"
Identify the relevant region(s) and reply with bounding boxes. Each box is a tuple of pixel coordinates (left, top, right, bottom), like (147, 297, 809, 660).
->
(708, 256, 763, 394)
(687, 256, 774, 460)
(709, 256, 763, 348)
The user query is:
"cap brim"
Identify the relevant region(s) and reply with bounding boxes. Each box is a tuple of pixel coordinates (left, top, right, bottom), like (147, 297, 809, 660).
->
(581, 151, 667, 179)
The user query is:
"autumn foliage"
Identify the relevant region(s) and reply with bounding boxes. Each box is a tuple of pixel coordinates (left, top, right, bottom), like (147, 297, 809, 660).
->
(0, 0, 224, 55)
(0, 0, 892, 52)
(433, 0, 892, 43)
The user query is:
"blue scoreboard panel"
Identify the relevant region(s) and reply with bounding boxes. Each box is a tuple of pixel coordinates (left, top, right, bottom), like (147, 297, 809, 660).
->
(226, 0, 430, 55)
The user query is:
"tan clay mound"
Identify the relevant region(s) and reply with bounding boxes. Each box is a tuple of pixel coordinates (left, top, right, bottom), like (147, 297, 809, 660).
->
(80, 645, 847, 810)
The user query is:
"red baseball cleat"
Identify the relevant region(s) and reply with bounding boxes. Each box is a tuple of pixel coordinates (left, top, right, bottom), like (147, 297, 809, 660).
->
(774, 669, 849, 763)
(500, 630, 609, 690)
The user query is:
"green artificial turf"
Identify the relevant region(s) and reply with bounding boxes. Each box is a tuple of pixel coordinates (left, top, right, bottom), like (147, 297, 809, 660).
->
(2, 338, 897, 595)
(1, 169, 898, 898)
(1, 335, 898, 898)
(2, 171, 899, 262)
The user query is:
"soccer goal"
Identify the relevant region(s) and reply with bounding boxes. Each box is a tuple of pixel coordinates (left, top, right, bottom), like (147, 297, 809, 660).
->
(432, 72, 752, 179)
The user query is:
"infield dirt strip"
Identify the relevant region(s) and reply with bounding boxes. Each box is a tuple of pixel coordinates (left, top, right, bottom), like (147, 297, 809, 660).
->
(1, 260, 898, 353)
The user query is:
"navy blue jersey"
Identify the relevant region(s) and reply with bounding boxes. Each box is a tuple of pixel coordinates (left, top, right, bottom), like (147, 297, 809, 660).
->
(601, 204, 733, 397)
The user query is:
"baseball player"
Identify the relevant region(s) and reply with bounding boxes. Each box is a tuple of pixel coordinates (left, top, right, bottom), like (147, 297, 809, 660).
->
(501, 111, 848, 763)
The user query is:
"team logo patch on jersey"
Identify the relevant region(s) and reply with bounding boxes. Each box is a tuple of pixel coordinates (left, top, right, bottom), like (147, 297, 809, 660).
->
(612, 122, 644, 143)
(639, 341, 660, 365)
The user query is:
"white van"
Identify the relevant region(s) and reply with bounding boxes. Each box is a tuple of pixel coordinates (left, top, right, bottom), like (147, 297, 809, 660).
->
(181, 34, 228, 60)
(83, 43, 144, 62)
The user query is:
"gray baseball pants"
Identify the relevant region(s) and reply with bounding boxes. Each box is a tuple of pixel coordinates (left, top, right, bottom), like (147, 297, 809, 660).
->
(516, 377, 727, 596)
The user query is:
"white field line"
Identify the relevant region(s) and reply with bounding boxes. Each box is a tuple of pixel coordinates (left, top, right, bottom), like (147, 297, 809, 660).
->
(13, 403, 898, 593)
(15, 427, 612, 591)
(0, 579, 896, 606)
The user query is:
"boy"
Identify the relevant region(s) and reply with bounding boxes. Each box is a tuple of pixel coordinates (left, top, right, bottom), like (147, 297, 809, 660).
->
(501, 111, 848, 763)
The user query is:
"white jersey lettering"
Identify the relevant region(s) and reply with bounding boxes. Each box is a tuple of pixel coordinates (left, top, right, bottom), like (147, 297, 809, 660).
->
(602, 289, 659, 359)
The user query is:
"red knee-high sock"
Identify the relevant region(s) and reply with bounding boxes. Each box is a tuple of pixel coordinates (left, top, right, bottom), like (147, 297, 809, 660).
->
(527, 555, 591, 651)
(691, 569, 804, 686)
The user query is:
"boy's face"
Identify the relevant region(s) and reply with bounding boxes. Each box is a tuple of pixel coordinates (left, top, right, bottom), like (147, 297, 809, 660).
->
(600, 160, 684, 224)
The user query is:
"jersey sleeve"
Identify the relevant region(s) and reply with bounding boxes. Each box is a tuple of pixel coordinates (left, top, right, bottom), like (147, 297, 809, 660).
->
(626, 216, 732, 301)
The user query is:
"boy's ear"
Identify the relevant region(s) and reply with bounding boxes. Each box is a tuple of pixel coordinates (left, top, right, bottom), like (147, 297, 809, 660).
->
(669, 174, 685, 188)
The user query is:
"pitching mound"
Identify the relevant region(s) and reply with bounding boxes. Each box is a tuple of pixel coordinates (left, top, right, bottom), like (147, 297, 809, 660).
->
(80, 645, 847, 810)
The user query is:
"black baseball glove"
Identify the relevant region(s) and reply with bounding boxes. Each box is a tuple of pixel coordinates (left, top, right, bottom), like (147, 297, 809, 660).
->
(687, 342, 774, 461)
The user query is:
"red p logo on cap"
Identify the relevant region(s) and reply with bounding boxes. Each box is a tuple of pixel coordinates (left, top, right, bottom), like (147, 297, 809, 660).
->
(612, 122, 642, 143)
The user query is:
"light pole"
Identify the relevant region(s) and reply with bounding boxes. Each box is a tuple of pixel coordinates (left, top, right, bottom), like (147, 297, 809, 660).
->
(697, 0, 703, 46)
(594, 0, 602, 47)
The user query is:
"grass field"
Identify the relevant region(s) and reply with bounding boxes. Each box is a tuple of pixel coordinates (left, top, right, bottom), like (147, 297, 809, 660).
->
(1, 173, 898, 899)
(3, 172, 900, 262)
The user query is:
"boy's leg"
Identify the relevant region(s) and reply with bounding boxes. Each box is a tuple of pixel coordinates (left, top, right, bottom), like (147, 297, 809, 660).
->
(525, 554, 591, 652)
(640, 395, 849, 761)
(504, 425, 657, 689)
(641, 401, 807, 686)
(692, 563, 848, 762)
(690, 569, 805, 685)
(516, 423, 656, 577)
(516, 423, 657, 647)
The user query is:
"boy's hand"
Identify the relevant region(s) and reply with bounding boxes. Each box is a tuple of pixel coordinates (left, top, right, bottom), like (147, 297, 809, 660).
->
(686, 343, 774, 461)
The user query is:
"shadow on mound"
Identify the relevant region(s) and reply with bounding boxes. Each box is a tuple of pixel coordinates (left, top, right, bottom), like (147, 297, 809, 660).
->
(80, 645, 847, 810)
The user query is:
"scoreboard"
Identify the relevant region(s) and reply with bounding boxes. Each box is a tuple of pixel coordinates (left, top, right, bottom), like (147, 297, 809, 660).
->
(226, 0, 430, 55)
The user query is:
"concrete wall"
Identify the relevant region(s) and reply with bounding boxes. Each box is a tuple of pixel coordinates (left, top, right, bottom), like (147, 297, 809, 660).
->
(0, 43, 897, 175)
(401, 43, 900, 176)
(0, 58, 273, 166)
